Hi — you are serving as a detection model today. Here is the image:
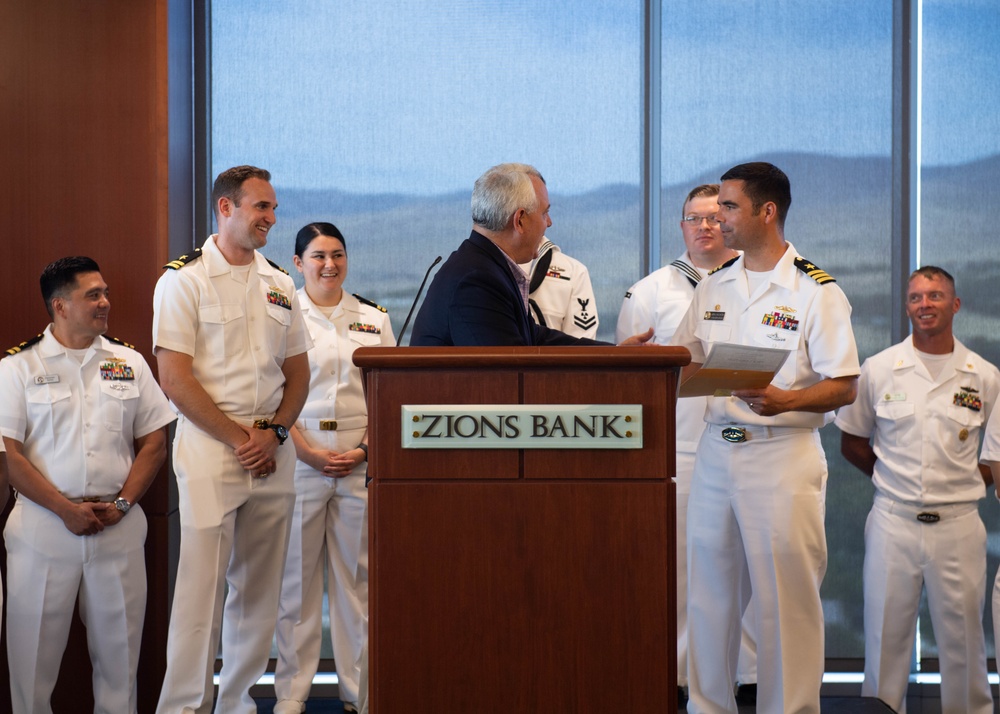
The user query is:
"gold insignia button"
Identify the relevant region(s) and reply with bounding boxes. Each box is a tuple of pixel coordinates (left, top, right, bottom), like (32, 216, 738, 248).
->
(715, 304, 721, 310)
(959, 428, 969, 442)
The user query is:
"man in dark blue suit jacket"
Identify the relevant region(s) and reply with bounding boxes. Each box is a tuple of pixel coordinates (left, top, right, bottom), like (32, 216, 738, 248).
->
(411, 163, 652, 347)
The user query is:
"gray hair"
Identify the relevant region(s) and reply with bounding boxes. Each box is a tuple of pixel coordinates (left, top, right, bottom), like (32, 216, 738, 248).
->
(471, 163, 545, 231)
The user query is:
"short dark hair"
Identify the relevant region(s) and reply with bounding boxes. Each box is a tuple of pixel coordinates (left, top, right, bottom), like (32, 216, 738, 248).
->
(681, 184, 719, 218)
(295, 222, 347, 258)
(40, 256, 101, 318)
(909, 265, 956, 294)
(720, 162, 791, 226)
(211, 165, 272, 218)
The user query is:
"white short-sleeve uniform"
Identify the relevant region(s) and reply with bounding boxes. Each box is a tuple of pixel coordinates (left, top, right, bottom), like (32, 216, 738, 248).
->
(670, 244, 860, 714)
(520, 240, 599, 338)
(837, 337, 997, 714)
(152, 235, 313, 714)
(0, 326, 174, 714)
(274, 291, 394, 709)
(618, 252, 765, 688)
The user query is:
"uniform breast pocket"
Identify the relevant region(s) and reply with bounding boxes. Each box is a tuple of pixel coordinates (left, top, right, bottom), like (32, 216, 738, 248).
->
(26, 382, 73, 433)
(99, 380, 140, 432)
(349, 330, 383, 348)
(752, 326, 801, 388)
(874, 401, 915, 447)
(199, 303, 243, 356)
(693, 321, 732, 345)
(265, 303, 292, 327)
(947, 403, 984, 457)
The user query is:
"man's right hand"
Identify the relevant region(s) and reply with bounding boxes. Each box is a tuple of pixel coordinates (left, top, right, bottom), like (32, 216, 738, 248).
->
(61, 502, 106, 536)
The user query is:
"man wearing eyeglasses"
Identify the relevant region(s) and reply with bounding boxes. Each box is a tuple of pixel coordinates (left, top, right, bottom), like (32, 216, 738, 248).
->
(670, 163, 860, 714)
(838, 266, 996, 714)
(616, 184, 744, 706)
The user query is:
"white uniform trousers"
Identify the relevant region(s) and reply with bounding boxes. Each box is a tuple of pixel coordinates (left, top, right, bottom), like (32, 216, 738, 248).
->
(156, 417, 296, 714)
(686, 426, 827, 714)
(863, 494, 992, 714)
(274, 457, 369, 707)
(5, 499, 147, 714)
(677, 450, 758, 690)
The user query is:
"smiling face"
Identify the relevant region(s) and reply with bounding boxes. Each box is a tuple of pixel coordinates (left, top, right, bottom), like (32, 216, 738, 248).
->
(218, 177, 277, 252)
(906, 273, 960, 340)
(52, 271, 110, 346)
(294, 234, 348, 305)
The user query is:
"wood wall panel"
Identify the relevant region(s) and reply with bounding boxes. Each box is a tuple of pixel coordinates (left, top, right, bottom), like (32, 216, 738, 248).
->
(0, 1, 188, 711)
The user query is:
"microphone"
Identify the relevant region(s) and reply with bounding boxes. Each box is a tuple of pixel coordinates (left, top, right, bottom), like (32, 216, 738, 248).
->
(396, 255, 442, 346)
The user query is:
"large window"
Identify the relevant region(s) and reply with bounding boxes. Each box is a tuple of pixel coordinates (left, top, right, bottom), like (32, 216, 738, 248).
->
(210, 0, 1000, 670)
(211, 0, 643, 343)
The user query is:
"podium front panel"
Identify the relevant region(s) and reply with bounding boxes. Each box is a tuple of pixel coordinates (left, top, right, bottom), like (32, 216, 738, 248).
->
(358, 347, 685, 713)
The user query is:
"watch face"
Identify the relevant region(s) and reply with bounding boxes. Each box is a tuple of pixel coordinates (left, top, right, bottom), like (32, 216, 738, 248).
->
(272, 424, 288, 442)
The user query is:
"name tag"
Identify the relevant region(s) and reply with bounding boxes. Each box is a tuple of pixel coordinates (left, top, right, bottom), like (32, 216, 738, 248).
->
(35, 374, 60, 384)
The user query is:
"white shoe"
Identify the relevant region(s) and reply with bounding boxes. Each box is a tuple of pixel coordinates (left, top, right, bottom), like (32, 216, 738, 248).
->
(273, 700, 305, 714)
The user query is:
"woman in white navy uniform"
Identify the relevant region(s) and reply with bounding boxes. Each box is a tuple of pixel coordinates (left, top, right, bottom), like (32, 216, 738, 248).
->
(273, 222, 394, 714)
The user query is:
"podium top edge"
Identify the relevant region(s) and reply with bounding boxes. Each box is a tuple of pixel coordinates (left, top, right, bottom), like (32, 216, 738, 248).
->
(353, 345, 691, 370)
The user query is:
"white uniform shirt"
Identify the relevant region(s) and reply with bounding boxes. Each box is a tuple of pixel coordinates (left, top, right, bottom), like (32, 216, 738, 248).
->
(152, 235, 313, 419)
(671, 242, 860, 428)
(297, 290, 395, 426)
(0, 326, 175, 498)
(616, 252, 707, 454)
(836, 336, 999, 506)
(521, 240, 598, 338)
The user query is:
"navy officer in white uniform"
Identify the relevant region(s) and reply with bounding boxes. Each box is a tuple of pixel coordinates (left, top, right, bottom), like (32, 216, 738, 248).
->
(670, 162, 859, 714)
(837, 266, 996, 714)
(0, 256, 174, 713)
(154, 166, 312, 714)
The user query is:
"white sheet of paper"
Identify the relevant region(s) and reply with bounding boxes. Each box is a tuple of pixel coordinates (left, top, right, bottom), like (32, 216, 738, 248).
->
(701, 343, 791, 373)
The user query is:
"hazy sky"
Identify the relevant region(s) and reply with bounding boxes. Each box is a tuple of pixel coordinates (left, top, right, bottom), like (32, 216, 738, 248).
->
(211, 0, 1000, 194)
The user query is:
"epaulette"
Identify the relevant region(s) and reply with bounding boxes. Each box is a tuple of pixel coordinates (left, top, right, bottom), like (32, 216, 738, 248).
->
(708, 255, 740, 275)
(266, 258, 289, 275)
(5, 333, 44, 356)
(105, 336, 136, 350)
(794, 257, 836, 285)
(164, 248, 203, 270)
(354, 294, 388, 313)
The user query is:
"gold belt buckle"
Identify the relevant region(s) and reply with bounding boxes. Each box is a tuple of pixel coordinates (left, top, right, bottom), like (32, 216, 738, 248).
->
(253, 419, 270, 429)
(81, 496, 102, 503)
(319, 419, 338, 431)
(721, 426, 748, 443)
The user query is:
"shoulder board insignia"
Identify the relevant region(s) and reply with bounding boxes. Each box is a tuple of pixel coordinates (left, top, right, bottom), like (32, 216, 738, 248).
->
(163, 248, 203, 270)
(708, 256, 739, 275)
(5, 333, 44, 356)
(266, 258, 289, 275)
(354, 294, 388, 313)
(105, 336, 136, 350)
(794, 257, 836, 284)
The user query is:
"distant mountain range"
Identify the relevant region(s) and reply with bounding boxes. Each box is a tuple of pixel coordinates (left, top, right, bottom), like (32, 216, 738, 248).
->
(265, 152, 1000, 353)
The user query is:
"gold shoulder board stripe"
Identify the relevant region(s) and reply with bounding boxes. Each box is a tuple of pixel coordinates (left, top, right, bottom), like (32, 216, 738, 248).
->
(354, 294, 388, 313)
(266, 258, 289, 275)
(794, 257, 837, 284)
(709, 255, 740, 276)
(106, 336, 136, 350)
(163, 248, 203, 270)
(5, 333, 44, 356)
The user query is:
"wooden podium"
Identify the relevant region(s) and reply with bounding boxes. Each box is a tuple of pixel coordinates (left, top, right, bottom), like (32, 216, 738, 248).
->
(354, 346, 689, 713)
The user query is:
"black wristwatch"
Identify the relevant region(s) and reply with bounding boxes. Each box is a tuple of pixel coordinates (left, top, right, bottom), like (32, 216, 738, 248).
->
(254, 419, 288, 445)
(268, 423, 289, 445)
